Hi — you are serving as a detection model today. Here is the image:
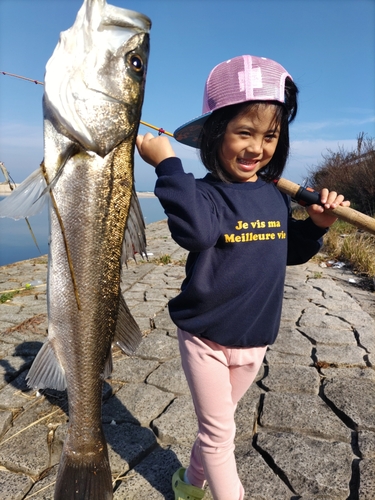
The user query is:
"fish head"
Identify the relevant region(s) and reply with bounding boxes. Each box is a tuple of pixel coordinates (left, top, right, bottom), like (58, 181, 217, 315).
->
(44, 0, 151, 157)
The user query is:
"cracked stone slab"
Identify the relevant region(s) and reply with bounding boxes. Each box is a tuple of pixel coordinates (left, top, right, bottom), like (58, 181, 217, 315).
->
(0, 468, 33, 500)
(280, 302, 303, 323)
(298, 306, 352, 330)
(0, 422, 56, 476)
(335, 310, 375, 329)
(358, 430, 375, 458)
(152, 395, 197, 446)
(269, 326, 313, 357)
(112, 356, 160, 384)
(356, 325, 375, 354)
(311, 296, 363, 313)
(152, 308, 176, 333)
(320, 366, 375, 381)
(359, 457, 375, 499)
(259, 392, 351, 442)
(22, 464, 58, 499)
(235, 384, 263, 440)
(261, 365, 321, 395)
(265, 349, 312, 367)
(0, 409, 12, 438)
(235, 442, 295, 499)
(108, 383, 174, 427)
(129, 301, 167, 319)
(256, 431, 353, 498)
(146, 357, 190, 395)
(297, 325, 357, 346)
(0, 355, 35, 390)
(104, 422, 157, 474)
(135, 330, 180, 361)
(113, 445, 183, 500)
(315, 344, 367, 368)
(0, 371, 35, 410)
(283, 283, 325, 302)
(323, 377, 375, 431)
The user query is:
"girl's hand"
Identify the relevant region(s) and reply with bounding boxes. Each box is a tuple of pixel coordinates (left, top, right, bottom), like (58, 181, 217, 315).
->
(136, 133, 176, 168)
(307, 188, 350, 228)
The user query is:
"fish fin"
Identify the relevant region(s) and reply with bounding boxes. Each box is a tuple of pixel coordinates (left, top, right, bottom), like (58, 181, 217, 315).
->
(26, 340, 67, 391)
(54, 429, 112, 500)
(0, 168, 48, 220)
(103, 349, 113, 380)
(114, 295, 142, 355)
(121, 188, 147, 263)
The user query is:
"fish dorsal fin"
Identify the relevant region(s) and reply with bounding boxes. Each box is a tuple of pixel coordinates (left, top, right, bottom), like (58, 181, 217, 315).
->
(122, 189, 147, 263)
(114, 295, 142, 355)
(26, 339, 67, 391)
(0, 168, 48, 220)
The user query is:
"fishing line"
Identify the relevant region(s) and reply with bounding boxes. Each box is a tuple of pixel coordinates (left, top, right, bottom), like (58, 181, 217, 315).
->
(1, 71, 174, 137)
(0, 160, 42, 254)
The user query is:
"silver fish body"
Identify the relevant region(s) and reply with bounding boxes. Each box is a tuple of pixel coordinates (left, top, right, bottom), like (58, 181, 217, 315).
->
(24, 1, 151, 499)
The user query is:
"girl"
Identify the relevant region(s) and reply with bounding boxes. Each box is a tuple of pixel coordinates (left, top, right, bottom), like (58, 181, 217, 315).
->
(136, 55, 350, 500)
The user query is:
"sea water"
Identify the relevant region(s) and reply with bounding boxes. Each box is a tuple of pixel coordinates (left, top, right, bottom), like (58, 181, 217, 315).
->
(0, 195, 166, 266)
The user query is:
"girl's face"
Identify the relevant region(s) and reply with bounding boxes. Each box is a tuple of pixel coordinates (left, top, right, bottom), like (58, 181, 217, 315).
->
(218, 104, 280, 183)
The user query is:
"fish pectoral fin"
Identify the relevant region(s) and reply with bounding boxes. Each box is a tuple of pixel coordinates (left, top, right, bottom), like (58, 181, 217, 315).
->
(103, 349, 113, 380)
(0, 167, 48, 220)
(26, 340, 67, 391)
(121, 189, 147, 264)
(114, 295, 142, 355)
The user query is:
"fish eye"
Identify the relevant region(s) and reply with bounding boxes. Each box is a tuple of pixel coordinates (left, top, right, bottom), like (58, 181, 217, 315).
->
(129, 54, 144, 73)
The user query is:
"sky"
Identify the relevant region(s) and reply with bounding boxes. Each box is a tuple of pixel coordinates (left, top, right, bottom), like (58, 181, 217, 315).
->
(0, 0, 374, 192)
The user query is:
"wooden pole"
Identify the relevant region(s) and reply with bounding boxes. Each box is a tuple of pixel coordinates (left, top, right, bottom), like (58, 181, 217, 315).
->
(276, 177, 375, 236)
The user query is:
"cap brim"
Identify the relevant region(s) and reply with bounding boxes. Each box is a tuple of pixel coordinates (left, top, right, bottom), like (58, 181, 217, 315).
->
(173, 112, 212, 148)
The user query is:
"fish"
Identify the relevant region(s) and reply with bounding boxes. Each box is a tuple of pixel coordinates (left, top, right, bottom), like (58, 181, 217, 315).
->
(0, 0, 151, 498)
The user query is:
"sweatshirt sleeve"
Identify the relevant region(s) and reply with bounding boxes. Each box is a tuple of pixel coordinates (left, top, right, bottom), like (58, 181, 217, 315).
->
(287, 216, 327, 265)
(154, 157, 221, 251)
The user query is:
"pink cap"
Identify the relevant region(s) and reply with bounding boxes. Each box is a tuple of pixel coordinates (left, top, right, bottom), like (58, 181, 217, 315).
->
(174, 55, 292, 148)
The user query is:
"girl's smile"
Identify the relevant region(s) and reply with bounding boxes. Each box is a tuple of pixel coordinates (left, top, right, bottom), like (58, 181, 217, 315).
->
(219, 104, 280, 182)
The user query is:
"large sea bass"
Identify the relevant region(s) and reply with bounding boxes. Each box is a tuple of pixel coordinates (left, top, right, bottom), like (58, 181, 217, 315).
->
(0, 0, 150, 498)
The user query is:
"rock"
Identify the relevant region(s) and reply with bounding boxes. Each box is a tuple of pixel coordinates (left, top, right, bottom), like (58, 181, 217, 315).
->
(135, 330, 180, 361)
(0, 469, 33, 500)
(108, 383, 174, 427)
(261, 365, 321, 395)
(152, 396, 197, 446)
(146, 357, 190, 395)
(323, 377, 375, 431)
(256, 432, 353, 498)
(358, 458, 375, 499)
(104, 422, 157, 474)
(259, 392, 351, 442)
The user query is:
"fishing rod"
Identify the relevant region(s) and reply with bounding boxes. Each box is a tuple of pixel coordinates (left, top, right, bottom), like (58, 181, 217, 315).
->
(2, 71, 375, 235)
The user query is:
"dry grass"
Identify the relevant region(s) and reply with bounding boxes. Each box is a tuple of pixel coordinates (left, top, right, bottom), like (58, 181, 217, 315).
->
(292, 206, 375, 278)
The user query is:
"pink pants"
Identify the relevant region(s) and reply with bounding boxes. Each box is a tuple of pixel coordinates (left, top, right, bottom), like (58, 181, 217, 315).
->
(178, 328, 267, 500)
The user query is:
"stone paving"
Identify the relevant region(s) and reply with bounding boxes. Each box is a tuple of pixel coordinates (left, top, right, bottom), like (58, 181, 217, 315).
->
(0, 219, 374, 500)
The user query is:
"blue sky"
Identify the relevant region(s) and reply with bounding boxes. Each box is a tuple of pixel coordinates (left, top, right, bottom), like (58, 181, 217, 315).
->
(0, 0, 374, 191)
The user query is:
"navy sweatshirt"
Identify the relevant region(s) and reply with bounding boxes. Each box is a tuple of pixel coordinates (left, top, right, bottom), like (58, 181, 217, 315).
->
(154, 157, 327, 348)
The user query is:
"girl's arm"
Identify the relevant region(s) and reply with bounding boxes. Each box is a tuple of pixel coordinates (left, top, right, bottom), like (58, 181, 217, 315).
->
(287, 189, 350, 265)
(136, 133, 221, 251)
(136, 133, 175, 167)
(306, 188, 350, 228)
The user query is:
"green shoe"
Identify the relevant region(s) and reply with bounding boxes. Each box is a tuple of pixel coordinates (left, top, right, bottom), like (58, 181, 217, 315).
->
(172, 468, 205, 500)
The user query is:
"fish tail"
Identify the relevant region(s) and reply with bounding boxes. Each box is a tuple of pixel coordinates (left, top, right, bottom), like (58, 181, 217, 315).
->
(54, 436, 113, 500)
